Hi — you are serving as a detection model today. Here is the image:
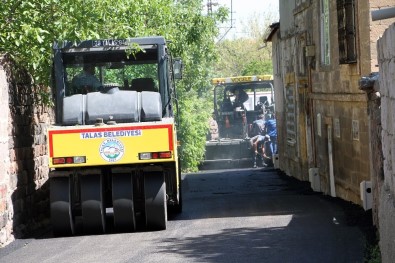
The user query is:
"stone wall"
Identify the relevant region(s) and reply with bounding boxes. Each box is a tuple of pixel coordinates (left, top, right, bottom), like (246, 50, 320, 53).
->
(0, 55, 53, 247)
(376, 23, 395, 263)
(274, 0, 372, 206)
(312, 99, 370, 204)
(363, 81, 383, 228)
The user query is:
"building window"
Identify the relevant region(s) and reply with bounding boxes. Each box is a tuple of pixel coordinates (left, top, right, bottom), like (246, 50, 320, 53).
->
(337, 0, 357, 64)
(320, 0, 330, 65)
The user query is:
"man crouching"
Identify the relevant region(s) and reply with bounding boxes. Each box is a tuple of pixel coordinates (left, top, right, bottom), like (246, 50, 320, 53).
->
(250, 134, 273, 168)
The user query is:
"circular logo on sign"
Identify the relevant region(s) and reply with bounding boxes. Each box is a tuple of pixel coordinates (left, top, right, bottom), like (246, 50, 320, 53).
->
(99, 138, 124, 162)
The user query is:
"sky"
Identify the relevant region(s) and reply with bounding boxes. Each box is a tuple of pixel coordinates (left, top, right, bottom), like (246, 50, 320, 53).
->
(208, 0, 280, 40)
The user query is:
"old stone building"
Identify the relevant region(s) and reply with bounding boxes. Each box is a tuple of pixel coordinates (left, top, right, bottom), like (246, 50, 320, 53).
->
(266, 0, 394, 204)
(265, 0, 395, 261)
(266, 0, 370, 204)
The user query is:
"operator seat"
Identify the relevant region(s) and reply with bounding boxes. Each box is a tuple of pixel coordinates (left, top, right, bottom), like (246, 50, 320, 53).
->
(131, 78, 156, 92)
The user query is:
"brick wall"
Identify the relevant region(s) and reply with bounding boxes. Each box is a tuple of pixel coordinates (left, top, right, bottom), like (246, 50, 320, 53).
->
(0, 55, 53, 247)
(376, 23, 395, 263)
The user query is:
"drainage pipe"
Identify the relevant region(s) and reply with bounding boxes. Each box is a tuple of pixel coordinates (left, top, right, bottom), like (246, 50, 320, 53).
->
(371, 7, 395, 21)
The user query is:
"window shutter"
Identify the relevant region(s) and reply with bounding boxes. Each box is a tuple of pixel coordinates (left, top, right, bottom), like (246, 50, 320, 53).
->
(337, 0, 357, 64)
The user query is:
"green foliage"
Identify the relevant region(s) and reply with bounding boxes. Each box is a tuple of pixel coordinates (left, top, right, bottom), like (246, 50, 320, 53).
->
(0, 0, 226, 171)
(365, 243, 381, 263)
(242, 60, 273, 76)
(215, 37, 272, 77)
(177, 92, 212, 172)
(214, 13, 273, 77)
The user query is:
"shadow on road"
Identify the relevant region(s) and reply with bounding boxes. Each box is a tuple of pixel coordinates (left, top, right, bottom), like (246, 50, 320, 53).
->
(157, 222, 363, 263)
(162, 168, 377, 263)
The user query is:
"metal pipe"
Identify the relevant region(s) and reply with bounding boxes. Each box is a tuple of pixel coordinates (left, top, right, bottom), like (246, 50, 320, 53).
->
(371, 7, 395, 21)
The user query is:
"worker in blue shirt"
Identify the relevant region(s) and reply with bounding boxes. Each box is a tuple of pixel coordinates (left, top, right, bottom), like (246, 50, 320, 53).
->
(265, 114, 277, 154)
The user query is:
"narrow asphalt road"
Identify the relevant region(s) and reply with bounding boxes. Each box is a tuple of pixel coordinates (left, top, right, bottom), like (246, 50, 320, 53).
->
(0, 168, 368, 263)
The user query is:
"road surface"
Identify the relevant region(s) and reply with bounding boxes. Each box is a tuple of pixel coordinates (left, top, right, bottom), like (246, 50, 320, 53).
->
(0, 168, 366, 263)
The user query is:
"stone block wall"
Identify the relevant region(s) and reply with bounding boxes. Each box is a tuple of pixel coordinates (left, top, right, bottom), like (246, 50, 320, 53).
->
(312, 99, 370, 204)
(274, 0, 375, 207)
(0, 56, 11, 246)
(376, 23, 395, 263)
(0, 55, 53, 247)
